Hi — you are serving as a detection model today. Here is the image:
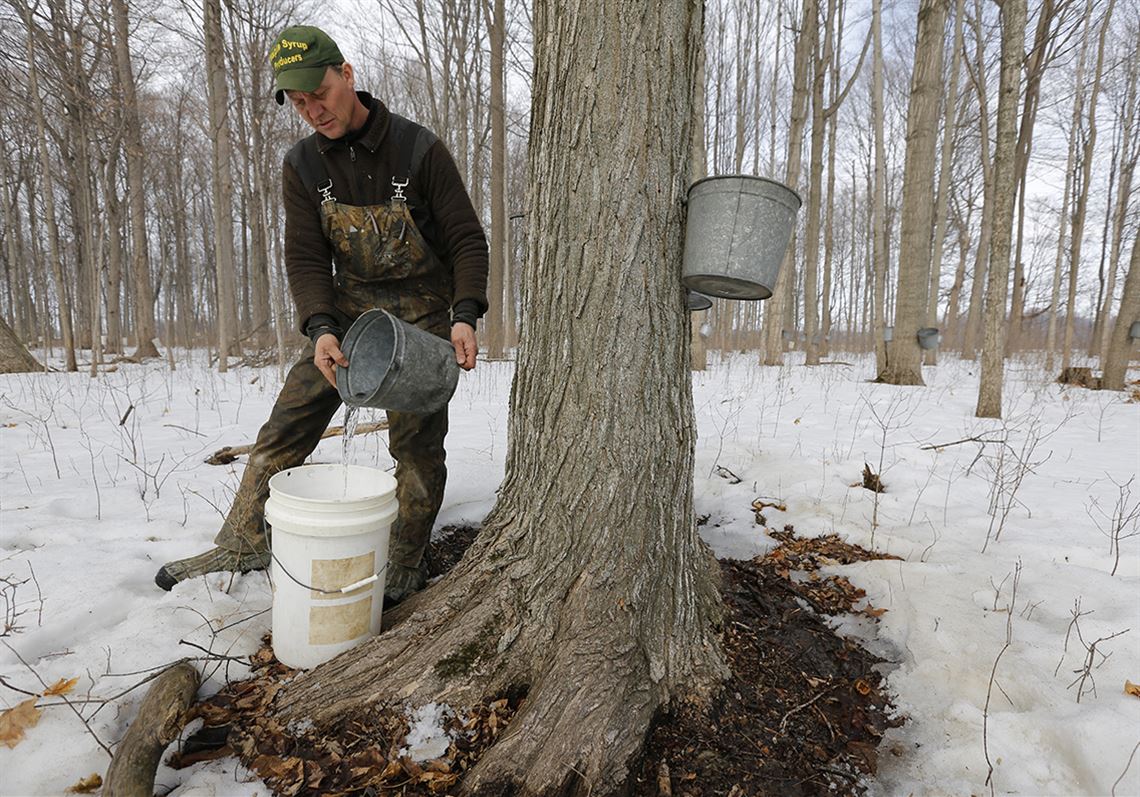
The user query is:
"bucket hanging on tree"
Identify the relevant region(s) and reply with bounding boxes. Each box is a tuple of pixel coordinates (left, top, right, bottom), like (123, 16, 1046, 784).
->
(681, 175, 802, 300)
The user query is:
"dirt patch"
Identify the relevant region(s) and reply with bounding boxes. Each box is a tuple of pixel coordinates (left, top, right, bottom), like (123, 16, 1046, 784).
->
(630, 526, 901, 796)
(174, 524, 900, 796)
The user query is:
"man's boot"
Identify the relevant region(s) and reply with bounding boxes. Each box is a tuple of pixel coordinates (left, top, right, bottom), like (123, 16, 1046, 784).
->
(155, 547, 271, 591)
(383, 559, 429, 606)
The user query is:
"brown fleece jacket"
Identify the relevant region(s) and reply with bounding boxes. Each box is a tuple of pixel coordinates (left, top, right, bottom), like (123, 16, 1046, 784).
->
(282, 93, 489, 330)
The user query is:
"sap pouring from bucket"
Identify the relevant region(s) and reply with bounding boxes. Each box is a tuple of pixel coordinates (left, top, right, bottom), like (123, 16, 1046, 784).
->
(336, 308, 460, 414)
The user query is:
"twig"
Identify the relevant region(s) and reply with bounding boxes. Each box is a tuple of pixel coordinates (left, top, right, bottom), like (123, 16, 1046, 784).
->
(162, 423, 207, 437)
(1113, 740, 1140, 797)
(0, 639, 113, 757)
(204, 419, 389, 465)
(920, 435, 1007, 451)
(779, 684, 838, 733)
(177, 639, 247, 663)
(119, 404, 134, 426)
(984, 561, 1021, 797)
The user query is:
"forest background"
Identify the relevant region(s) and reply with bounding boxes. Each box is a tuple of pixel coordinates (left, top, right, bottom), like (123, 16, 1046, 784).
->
(1, 0, 1137, 389)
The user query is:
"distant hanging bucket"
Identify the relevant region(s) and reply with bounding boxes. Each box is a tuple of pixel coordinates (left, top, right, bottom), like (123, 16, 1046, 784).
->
(682, 175, 802, 300)
(265, 464, 398, 669)
(1130, 321, 1140, 341)
(337, 309, 460, 415)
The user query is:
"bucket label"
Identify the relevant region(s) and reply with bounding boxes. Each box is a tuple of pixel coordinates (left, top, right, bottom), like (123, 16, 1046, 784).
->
(310, 552, 376, 600)
(309, 596, 373, 646)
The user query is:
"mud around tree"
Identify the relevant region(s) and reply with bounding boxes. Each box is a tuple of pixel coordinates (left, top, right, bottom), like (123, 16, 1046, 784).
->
(174, 524, 900, 796)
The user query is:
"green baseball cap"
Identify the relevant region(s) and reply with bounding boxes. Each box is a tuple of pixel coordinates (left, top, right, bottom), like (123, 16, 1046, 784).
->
(270, 25, 344, 104)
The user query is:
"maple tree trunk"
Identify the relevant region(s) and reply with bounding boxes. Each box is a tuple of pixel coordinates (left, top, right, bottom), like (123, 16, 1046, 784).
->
(877, 0, 947, 386)
(975, 0, 1026, 418)
(761, 0, 816, 365)
(870, 0, 888, 369)
(273, 2, 726, 793)
(1101, 233, 1140, 391)
(924, 0, 965, 365)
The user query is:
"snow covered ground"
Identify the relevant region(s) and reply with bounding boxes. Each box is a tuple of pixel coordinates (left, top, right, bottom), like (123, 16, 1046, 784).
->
(1, 349, 1137, 796)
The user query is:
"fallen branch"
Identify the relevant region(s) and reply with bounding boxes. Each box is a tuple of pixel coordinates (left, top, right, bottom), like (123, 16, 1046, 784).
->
(205, 419, 389, 465)
(103, 662, 199, 797)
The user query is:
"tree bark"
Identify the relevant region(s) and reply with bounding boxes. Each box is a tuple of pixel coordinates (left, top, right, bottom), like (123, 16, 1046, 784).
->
(1045, 16, 1088, 373)
(111, 0, 159, 359)
(976, 0, 1026, 418)
(691, 18, 708, 372)
(877, 0, 948, 386)
(871, 0, 889, 370)
(803, 0, 834, 367)
(0, 315, 42, 374)
(271, 2, 725, 793)
(484, 0, 507, 359)
(21, 8, 76, 372)
(924, 0, 966, 365)
(1062, 0, 1115, 372)
(204, 0, 241, 370)
(1101, 232, 1140, 391)
(1095, 49, 1138, 363)
(761, 0, 817, 365)
(960, 0, 994, 359)
(1008, 0, 1060, 355)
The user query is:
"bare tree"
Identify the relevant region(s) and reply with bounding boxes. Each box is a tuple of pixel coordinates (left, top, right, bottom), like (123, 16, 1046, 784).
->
(483, 0, 507, 358)
(1062, 0, 1116, 373)
(877, 0, 948, 385)
(871, 0, 889, 370)
(976, 0, 1027, 418)
(1101, 227, 1139, 391)
(112, 0, 159, 358)
(925, 0, 967, 366)
(761, 0, 817, 365)
(205, 0, 241, 369)
(18, 0, 76, 371)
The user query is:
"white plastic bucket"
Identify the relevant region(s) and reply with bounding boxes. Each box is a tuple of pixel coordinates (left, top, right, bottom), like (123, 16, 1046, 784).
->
(264, 464, 398, 669)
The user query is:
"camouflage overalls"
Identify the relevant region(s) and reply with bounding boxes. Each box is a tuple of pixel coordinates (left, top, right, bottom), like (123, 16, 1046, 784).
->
(214, 139, 452, 572)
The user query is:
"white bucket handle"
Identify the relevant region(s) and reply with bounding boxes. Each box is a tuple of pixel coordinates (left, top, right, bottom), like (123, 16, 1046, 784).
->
(262, 519, 390, 595)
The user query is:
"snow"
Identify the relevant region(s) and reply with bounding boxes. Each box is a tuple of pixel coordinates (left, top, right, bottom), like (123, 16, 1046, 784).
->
(1, 349, 1138, 796)
(398, 702, 453, 762)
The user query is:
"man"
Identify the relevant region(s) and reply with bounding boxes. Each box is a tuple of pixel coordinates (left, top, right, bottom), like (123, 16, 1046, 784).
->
(156, 25, 488, 602)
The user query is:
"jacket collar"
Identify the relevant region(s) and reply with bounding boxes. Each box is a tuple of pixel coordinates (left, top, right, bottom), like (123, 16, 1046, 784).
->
(316, 92, 390, 154)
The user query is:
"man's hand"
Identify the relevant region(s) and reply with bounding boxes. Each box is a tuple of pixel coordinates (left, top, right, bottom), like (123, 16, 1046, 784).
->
(451, 322, 478, 371)
(314, 333, 349, 388)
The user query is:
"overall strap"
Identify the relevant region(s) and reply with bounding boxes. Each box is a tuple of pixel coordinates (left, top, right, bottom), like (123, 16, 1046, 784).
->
(284, 134, 333, 202)
(387, 112, 439, 185)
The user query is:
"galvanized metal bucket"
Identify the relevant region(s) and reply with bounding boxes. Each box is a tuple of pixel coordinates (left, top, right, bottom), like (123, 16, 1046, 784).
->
(686, 290, 713, 312)
(681, 175, 802, 300)
(336, 309, 459, 415)
(917, 327, 940, 350)
(1130, 320, 1140, 341)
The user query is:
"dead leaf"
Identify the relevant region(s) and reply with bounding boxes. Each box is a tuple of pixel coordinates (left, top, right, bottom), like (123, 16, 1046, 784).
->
(853, 678, 872, 696)
(1125, 680, 1140, 698)
(863, 605, 888, 617)
(0, 698, 42, 748)
(43, 677, 79, 697)
(66, 774, 102, 793)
